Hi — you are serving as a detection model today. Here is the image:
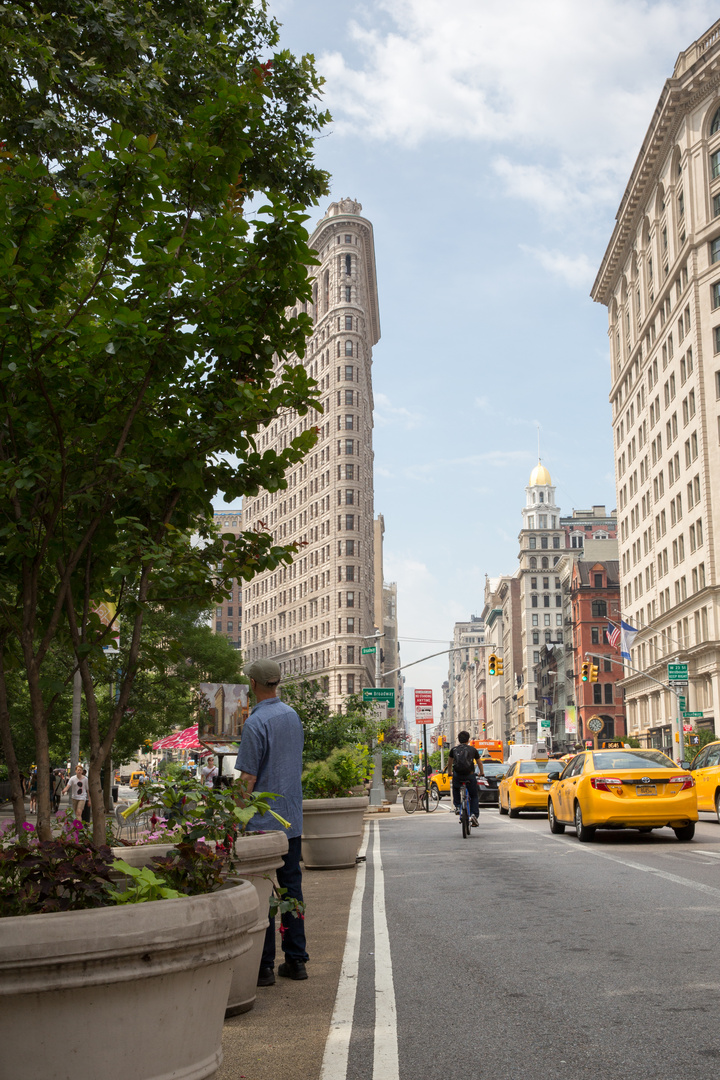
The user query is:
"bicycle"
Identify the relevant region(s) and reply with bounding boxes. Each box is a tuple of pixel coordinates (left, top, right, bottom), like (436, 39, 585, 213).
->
(402, 783, 440, 813)
(458, 780, 471, 838)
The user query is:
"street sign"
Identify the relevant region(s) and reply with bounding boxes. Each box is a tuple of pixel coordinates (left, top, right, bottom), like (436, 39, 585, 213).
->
(683, 711, 703, 718)
(587, 716, 603, 733)
(361, 646, 376, 655)
(362, 687, 395, 707)
(414, 689, 434, 724)
(678, 696, 686, 711)
(668, 663, 689, 682)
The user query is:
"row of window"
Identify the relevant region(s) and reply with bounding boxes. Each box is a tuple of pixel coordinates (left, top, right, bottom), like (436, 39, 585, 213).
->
(527, 535, 561, 550)
(531, 594, 562, 608)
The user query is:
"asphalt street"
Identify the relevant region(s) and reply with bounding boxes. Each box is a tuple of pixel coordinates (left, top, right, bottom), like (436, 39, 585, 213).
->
(323, 803, 720, 1080)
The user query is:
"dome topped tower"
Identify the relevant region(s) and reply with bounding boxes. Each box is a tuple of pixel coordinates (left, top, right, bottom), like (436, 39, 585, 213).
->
(529, 462, 552, 487)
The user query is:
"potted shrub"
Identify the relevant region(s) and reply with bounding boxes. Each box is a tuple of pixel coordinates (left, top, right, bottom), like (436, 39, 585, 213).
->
(118, 776, 292, 1016)
(382, 748, 402, 804)
(0, 835, 259, 1080)
(301, 746, 371, 869)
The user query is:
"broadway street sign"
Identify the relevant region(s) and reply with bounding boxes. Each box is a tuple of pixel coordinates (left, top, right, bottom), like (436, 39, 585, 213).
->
(362, 687, 396, 708)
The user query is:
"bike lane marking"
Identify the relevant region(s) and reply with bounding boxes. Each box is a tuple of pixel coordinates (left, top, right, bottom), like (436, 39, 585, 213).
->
(372, 819, 399, 1080)
(319, 825, 370, 1080)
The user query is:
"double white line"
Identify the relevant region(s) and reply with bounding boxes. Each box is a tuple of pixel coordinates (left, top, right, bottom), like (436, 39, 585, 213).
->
(320, 821, 399, 1080)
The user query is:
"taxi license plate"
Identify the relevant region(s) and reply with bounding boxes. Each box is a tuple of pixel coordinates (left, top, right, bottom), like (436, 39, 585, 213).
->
(636, 784, 657, 796)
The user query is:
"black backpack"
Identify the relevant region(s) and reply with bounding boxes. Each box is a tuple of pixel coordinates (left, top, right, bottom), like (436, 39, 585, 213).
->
(452, 744, 475, 777)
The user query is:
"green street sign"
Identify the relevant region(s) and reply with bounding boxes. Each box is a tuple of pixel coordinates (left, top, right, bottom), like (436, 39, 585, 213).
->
(362, 687, 395, 707)
(361, 646, 376, 655)
(679, 696, 686, 711)
(668, 663, 688, 682)
(683, 711, 703, 719)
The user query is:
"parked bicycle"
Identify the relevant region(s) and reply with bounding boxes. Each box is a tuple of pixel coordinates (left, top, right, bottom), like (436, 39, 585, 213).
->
(402, 782, 440, 813)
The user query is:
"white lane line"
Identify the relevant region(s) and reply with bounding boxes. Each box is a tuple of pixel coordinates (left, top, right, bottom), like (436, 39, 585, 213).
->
(508, 820, 720, 900)
(319, 826, 370, 1080)
(372, 819, 399, 1080)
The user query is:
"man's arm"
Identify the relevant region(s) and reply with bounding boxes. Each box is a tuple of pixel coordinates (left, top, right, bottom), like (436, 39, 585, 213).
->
(475, 751, 485, 776)
(239, 772, 257, 793)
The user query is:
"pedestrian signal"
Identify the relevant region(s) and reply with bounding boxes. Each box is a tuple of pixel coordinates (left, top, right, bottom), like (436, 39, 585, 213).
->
(589, 663, 599, 683)
(581, 661, 590, 682)
(488, 653, 498, 675)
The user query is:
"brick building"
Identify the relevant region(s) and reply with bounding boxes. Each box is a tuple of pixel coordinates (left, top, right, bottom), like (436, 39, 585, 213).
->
(570, 560, 625, 743)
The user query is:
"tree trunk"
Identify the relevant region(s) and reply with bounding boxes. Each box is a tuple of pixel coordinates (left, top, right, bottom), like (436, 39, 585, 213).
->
(0, 663, 27, 831)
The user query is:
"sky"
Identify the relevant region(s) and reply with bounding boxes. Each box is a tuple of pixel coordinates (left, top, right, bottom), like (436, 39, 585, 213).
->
(224, 0, 720, 707)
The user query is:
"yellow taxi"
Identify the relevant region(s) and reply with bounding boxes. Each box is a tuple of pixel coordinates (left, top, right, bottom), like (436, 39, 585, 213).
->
(686, 740, 720, 818)
(498, 759, 562, 817)
(547, 747, 697, 842)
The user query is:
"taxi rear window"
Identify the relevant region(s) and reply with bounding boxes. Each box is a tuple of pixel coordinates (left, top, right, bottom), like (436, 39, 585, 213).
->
(592, 750, 674, 770)
(518, 761, 555, 773)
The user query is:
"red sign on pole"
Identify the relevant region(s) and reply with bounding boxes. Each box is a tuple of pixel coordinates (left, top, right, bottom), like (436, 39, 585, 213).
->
(414, 689, 434, 725)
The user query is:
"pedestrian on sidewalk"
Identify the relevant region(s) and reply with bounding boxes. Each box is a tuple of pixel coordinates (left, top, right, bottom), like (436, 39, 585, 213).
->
(234, 659, 308, 986)
(29, 768, 38, 815)
(62, 764, 89, 820)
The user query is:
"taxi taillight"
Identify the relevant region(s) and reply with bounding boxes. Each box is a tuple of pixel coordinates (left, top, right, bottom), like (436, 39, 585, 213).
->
(668, 774, 695, 789)
(515, 778, 536, 788)
(590, 777, 623, 792)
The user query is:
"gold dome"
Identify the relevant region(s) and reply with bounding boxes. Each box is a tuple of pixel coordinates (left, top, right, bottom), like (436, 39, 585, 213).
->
(529, 462, 552, 487)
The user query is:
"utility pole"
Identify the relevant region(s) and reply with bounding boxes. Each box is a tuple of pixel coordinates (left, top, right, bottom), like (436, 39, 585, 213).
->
(366, 630, 386, 807)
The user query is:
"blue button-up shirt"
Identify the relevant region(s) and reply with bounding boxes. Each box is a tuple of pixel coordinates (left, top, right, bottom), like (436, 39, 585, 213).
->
(234, 697, 304, 838)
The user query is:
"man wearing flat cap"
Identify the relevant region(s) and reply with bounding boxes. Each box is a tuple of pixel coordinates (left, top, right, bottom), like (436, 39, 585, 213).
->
(234, 658, 308, 984)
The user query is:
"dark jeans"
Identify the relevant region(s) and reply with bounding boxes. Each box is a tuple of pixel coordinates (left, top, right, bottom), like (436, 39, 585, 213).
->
(452, 774, 479, 818)
(262, 835, 308, 968)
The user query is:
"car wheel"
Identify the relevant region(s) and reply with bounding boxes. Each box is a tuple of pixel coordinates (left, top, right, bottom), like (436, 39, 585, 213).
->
(499, 796, 508, 815)
(673, 822, 696, 842)
(715, 790, 720, 824)
(574, 802, 595, 842)
(508, 798, 520, 818)
(548, 799, 565, 834)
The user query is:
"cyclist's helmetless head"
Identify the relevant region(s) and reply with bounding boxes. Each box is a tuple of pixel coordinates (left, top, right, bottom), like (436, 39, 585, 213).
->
(458, 731, 470, 743)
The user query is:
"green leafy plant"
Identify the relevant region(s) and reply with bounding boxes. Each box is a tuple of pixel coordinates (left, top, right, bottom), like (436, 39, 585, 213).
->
(109, 862, 184, 904)
(269, 882, 306, 920)
(149, 842, 227, 896)
(685, 729, 717, 762)
(301, 746, 373, 799)
(0, 839, 116, 916)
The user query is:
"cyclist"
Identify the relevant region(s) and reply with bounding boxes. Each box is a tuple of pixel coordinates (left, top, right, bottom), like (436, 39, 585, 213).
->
(444, 731, 483, 827)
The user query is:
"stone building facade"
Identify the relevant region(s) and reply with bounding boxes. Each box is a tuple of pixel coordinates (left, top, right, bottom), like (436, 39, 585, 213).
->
(592, 22, 720, 746)
(240, 199, 380, 710)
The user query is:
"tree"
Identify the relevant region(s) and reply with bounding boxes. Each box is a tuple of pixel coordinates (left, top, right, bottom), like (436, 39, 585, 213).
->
(0, 1, 330, 840)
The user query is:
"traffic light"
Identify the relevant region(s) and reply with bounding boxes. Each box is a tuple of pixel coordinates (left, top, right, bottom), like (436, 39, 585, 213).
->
(488, 653, 498, 675)
(589, 663, 599, 683)
(581, 661, 590, 682)
(496, 656, 504, 675)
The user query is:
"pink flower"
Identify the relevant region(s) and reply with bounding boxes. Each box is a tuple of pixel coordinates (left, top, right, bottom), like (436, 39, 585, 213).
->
(22, 822, 35, 832)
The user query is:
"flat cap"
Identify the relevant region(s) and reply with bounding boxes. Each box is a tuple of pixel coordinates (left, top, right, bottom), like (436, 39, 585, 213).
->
(244, 658, 282, 686)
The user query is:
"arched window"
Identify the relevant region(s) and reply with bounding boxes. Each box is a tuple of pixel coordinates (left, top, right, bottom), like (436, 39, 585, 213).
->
(541, 557, 549, 569)
(529, 557, 537, 569)
(344, 340, 353, 357)
(711, 106, 720, 135)
(529, 536, 537, 549)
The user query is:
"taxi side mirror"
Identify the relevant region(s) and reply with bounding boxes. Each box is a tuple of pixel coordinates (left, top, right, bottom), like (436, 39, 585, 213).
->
(547, 771, 561, 782)
(680, 760, 691, 770)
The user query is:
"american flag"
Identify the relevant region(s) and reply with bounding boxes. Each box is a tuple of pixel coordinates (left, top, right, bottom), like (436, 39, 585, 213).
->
(607, 622, 621, 648)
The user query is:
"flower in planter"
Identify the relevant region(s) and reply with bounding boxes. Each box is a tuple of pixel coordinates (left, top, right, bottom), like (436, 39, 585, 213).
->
(301, 745, 373, 799)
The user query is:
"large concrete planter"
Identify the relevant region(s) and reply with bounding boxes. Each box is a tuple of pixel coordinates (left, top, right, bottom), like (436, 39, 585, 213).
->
(226, 831, 289, 1017)
(111, 842, 177, 867)
(301, 796, 369, 870)
(0, 881, 259, 1080)
(384, 783, 399, 805)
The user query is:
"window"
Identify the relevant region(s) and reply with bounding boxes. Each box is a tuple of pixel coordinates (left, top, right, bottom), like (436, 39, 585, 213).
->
(715, 194, 720, 219)
(345, 439, 354, 455)
(593, 685, 603, 705)
(543, 595, 550, 608)
(544, 614, 551, 627)
(346, 674, 355, 693)
(346, 617, 355, 632)
(226, 621, 233, 632)
(533, 651, 540, 664)
(345, 539, 355, 555)
(712, 106, 720, 135)
(346, 591, 355, 607)
(346, 645, 355, 663)
(529, 557, 537, 568)
(555, 595, 562, 607)
(345, 286, 352, 302)
(594, 573, 604, 588)
(604, 658, 612, 672)
(541, 537, 548, 549)
(216, 620, 222, 631)
(531, 577, 537, 589)
(345, 514, 354, 530)
(604, 684, 613, 704)
(345, 414, 354, 430)
(345, 234, 352, 243)
(531, 595, 538, 608)
(556, 614, 563, 626)
(345, 565, 355, 581)
(712, 151, 720, 179)
(529, 536, 537, 549)
(592, 600, 607, 617)
(712, 238, 720, 264)
(553, 535, 560, 549)
(216, 607, 223, 618)
(345, 364, 354, 380)
(345, 315, 353, 330)
(344, 340, 353, 357)
(532, 614, 538, 626)
(591, 627, 600, 644)
(532, 631, 539, 645)
(345, 389, 354, 405)
(345, 489, 354, 505)
(345, 254, 352, 274)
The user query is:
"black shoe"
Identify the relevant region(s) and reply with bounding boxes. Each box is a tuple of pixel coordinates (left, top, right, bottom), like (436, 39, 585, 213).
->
(257, 965, 275, 987)
(278, 959, 308, 981)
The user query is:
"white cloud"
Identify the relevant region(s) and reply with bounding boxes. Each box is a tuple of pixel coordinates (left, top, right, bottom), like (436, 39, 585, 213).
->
(373, 391, 424, 429)
(319, 0, 717, 218)
(520, 244, 596, 289)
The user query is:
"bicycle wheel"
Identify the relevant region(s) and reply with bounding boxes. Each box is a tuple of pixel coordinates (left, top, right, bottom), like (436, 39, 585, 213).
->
(426, 787, 440, 812)
(460, 789, 470, 837)
(403, 788, 419, 813)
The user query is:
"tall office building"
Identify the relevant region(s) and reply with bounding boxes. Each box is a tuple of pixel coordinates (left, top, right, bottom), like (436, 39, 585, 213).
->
(241, 199, 381, 710)
(592, 22, 720, 746)
(212, 509, 243, 650)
